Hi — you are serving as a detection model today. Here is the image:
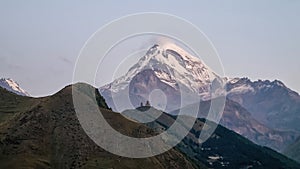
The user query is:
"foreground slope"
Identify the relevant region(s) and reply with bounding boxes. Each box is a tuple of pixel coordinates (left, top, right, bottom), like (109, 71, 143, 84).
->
(0, 84, 201, 169)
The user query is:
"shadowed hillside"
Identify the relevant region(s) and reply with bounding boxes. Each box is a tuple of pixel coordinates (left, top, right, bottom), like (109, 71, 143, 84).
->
(124, 106, 300, 169)
(284, 136, 300, 163)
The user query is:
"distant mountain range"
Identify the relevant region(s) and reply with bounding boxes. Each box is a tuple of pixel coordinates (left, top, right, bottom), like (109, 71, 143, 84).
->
(0, 83, 299, 169)
(0, 78, 30, 96)
(99, 43, 300, 161)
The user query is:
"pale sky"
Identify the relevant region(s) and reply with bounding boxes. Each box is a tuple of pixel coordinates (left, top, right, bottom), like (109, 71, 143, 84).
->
(0, 0, 299, 97)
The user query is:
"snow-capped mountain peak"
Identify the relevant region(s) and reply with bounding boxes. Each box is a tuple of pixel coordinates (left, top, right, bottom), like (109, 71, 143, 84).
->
(101, 43, 220, 94)
(0, 78, 30, 96)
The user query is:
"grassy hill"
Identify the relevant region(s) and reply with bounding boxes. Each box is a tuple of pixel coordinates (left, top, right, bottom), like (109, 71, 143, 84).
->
(0, 84, 202, 169)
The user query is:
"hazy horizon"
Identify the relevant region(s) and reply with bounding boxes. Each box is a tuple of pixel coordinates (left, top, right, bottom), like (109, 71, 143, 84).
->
(1, 1, 300, 97)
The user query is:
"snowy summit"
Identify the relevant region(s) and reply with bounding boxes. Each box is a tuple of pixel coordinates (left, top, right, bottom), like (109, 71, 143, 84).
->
(101, 43, 220, 95)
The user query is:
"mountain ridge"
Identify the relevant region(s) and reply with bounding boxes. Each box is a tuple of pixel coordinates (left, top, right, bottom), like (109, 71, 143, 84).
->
(226, 77, 300, 132)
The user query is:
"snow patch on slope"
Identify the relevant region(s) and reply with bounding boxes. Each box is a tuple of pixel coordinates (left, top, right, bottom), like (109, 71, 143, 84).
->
(228, 85, 255, 94)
